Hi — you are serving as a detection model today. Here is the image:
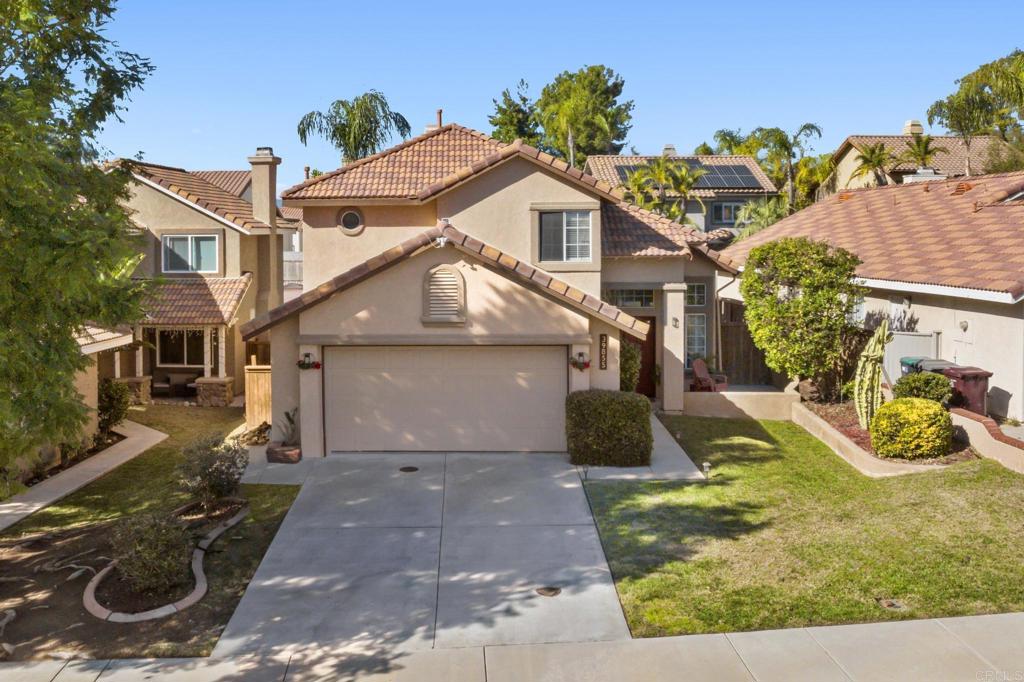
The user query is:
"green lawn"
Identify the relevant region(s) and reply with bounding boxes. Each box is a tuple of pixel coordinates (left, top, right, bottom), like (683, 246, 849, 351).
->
(586, 415, 1024, 637)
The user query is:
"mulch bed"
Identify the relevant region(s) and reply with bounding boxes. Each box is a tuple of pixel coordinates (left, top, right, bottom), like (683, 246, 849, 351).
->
(807, 401, 978, 465)
(21, 432, 126, 488)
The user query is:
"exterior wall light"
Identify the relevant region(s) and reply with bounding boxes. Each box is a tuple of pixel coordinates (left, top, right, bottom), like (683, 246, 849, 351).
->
(297, 352, 320, 370)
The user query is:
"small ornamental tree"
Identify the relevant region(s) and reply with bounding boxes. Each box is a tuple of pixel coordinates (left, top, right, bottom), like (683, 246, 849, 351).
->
(740, 237, 866, 401)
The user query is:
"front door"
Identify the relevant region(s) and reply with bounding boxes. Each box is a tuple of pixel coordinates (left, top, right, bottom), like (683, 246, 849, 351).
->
(633, 316, 657, 397)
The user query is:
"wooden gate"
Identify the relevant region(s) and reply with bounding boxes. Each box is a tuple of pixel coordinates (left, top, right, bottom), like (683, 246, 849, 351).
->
(719, 301, 772, 386)
(244, 365, 272, 429)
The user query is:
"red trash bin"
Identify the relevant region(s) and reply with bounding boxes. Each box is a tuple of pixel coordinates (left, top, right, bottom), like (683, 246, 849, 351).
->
(941, 366, 993, 415)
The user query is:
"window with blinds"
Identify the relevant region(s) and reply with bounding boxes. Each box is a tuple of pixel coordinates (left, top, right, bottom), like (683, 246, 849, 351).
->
(422, 265, 466, 324)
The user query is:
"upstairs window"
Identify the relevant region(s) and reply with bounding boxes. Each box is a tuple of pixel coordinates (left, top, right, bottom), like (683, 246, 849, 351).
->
(162, 235, 218, 273)
(540, 211, 591, 262)
(711, 202, 745, 225)
(422, 265, 466, 325)
(686, 283, 707, 307)
(605, 289, 654, 309)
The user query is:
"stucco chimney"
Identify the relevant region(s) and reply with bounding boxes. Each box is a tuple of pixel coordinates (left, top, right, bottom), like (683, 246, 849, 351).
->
(248, 147, 282, 309)
(662, 144, 677, 156)
(425, 109, 444, 133)
(903, 119, 924, 135)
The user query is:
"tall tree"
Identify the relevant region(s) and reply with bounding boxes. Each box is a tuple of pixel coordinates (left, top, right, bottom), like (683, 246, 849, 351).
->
(297, 90, 411, 164)
(488, 79, 541, 146)
(849, 142, 895, 187)
(693, 141, 715, 155)
(536, 65, 633, 168)
(1, 0, 153, 473)
(624, 158, 706, 224)
(927, 87, 995, 176)
(794, 153, 834, 206)
(898, 134, 949, 169)
(753, 123, 822, 208)
(735, 196, 789, 240)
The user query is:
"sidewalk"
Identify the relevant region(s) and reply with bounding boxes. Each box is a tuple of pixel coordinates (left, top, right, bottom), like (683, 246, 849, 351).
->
(579, 414, 705, 481)
(0, 420, 167, 533)
(6, 612, 1021, 680)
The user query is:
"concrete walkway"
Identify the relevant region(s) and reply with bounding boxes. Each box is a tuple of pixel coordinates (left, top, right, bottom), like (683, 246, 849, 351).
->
(6, 611, 1022, 680)
(0, 420, 167, 532)
(580, 414, 704, 481)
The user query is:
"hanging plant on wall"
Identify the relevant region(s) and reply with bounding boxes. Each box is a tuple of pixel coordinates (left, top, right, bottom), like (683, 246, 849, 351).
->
(570, 352, 591, 371)
(296, 353, 321, 370)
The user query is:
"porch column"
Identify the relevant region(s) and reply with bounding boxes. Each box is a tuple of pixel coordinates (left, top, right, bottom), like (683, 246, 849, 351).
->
(662, 284, 687, 412)
(113, 350, 121, 379)
(134, 325, 143, 377)
(218, 325, 227, 378)
(203, 327, 212, 378)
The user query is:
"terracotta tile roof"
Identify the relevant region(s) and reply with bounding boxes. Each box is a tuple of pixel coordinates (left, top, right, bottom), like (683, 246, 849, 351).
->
(584, 154, 778, 197)
(836, 135, 1003, 176)
(600, 202, 737, 271)
(241, 223, 649, 341)
(75, 325, 134, 353)
(723, 171, 1024, 298)
(281, 124, 623, 203)
(192, 170, 251, 196)
(143, 274, 252, 326)
(279, 206, 303, 223)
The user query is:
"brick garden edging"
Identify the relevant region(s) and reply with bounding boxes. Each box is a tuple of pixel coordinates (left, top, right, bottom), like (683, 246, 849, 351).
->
(949, 408, 1024, 474)
(83, 505, 249, 623)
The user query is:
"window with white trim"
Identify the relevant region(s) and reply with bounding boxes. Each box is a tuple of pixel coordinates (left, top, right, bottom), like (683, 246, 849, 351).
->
(162, 235, 218, 273)
(711, 202, 744, 225)
(539, 211, 591, 262)
(685, 313, 707, 365)
(422, 264, 466, 325)
(157, 329, 205, 366)
(604, 288, 654, 309)
(686, 283, 707, 307)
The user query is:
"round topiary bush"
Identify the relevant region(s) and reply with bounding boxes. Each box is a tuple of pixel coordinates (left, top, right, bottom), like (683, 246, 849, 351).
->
(892, 372, 953, 405)
(869, 397, 952, 460)
(111, 514, 192, 593)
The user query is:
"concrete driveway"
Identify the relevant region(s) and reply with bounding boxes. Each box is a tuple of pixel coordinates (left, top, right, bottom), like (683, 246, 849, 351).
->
(214, 452, 629, 658)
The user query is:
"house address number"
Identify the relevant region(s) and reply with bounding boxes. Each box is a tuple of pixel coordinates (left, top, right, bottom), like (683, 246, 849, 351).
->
(599, 334, 608, 370)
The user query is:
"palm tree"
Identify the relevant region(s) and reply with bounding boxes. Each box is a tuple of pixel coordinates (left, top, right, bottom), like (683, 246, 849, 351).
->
(898, 134, 949, 169)
(297, 90, 411, 164)
(622, 168, 654, 209)
(668, 161, 708, 218)
(850, 142, 895, 187)
(735, 197, 789, 240)
(753, 123, 823, 208)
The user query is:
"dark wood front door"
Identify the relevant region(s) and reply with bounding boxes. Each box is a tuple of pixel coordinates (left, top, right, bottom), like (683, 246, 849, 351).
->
(633, 316, 657, 397)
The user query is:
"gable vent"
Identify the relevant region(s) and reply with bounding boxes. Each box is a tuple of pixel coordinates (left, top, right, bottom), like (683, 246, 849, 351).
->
(422, 265, 466, 325)
(952, 181, 974, 196)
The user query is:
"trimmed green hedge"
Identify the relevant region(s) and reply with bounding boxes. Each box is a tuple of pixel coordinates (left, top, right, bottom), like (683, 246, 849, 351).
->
(869, 397, 952, 460)
(893, 372, 953, 405)
(566, 389, 652, 466)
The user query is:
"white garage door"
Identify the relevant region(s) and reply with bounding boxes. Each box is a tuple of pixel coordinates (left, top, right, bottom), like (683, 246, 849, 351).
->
(323, 346, 568, 452)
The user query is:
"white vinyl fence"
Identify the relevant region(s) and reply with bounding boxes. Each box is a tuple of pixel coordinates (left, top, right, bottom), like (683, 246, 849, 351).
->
(884, 331, 942, 385)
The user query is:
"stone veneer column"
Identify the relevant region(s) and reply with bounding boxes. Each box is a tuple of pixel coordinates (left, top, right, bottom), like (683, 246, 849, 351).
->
(195, 377, 234, 407)
(662, 284, 687, 413)
(114, 376, 151, 405)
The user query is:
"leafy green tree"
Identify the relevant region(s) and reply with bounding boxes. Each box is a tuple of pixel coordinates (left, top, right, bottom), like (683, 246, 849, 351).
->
(928, 86, 996, 176)
(1, 0, 152, 472)
(536, 65, 633, 168)
(624, 158, 706, 224)
(735, 197, 789, 240)
(741, 238, 866, 401)
(753, 124, 822, 207)
(898, 134, 948, 169)
(693, 141, 715, 155)
(297, 90, 411, 164)
(489, 79, 541, 146)
(794, 153, 834, 206)
(850, 142, 895, 187)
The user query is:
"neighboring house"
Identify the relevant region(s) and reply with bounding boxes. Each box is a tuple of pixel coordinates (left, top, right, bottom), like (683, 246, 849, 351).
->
(240, 124, 737, 454)
(75, 325, 135, 441)
(823, 119, 1003, 195)
(584, 146, 778, 232)
(108, 149, 296, 405)
(723, 170, 1024, 420)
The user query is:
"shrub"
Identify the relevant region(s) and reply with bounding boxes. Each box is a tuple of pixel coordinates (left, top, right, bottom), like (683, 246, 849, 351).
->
(870, 397, 952, 460)
(619, 341, 642, 392)
(98, 379, 131, 437)
(841, 380, 855, 401)
(893, 372, 953, 405)
(177, 435, 248, 506)
(111, 514, 192, 593)
(566, 390, 652, 466)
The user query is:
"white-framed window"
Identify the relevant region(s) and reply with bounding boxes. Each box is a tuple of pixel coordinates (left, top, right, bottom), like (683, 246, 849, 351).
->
(162, 234, 218, 273)
(157, 329, 205, 366)
(711, 202, 745, 225)
(605, 289, 654, 309)
(540, 210, 591, 262)
(685, 313, 707, 365)
(686, 283, 707, 307)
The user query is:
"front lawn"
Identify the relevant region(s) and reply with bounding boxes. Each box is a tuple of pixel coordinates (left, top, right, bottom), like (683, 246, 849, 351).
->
(0, 404, 299, 659)
(587, 415, 1024, 637)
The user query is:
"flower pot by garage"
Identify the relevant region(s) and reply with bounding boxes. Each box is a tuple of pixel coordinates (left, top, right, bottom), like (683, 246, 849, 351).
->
(266, 442, 302, 464)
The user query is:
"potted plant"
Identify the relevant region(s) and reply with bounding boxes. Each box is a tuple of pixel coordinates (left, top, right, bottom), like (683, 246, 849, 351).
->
(266, 408, 302, 463)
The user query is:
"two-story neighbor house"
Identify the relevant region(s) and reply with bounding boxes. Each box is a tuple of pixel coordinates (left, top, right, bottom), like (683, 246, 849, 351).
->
(240, 124, 737, 455)
(584, 147, 778, 232)
(109, 148, 296, 406)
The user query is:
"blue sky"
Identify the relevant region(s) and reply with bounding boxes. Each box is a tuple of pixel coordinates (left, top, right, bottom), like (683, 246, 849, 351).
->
(98, 0, 1024, 190)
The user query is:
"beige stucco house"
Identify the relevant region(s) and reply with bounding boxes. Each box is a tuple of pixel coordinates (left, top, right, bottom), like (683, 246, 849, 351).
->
(107, 150, 296, 405)
(241, 124, 737, 454)
(724, 170, 1024, 420)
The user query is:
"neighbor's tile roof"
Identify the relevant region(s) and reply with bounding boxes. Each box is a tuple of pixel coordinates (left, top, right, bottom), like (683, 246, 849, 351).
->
(281, 124, 623, 202)
(144, 274, 252, 326)
(601, 202, 738, 271)
(192, 170, 251, 196)
(585, 154, 778, 197)
(723, 171, 1024, 297)
(836, 135, 1003, 176)
(241, 223, 649, 341)
(75, 325, 133, 353)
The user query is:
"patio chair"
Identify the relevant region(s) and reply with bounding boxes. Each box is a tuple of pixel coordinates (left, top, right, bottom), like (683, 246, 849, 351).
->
(690, 359, 728, 392)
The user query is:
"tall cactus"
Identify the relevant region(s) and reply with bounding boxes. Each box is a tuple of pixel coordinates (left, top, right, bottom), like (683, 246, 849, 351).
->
(854, 318, 892, 429)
